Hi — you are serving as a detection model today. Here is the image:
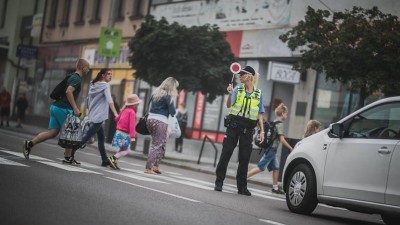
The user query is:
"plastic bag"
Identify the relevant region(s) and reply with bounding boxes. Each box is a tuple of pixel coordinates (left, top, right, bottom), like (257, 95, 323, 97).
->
(167, 116, 181, 139)
(58, 114, 83, 148)
(81, 116, 96, 144)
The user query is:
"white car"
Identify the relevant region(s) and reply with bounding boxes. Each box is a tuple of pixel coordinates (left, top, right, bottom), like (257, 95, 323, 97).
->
(282, 96, 400, 225)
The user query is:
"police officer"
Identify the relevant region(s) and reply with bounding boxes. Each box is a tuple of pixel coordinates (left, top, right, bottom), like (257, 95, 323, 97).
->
(215, 65, 265, 196)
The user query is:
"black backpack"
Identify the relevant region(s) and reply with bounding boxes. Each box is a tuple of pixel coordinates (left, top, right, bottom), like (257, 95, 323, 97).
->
(254, 121, 282, 150)
(50, 75, 70, 100)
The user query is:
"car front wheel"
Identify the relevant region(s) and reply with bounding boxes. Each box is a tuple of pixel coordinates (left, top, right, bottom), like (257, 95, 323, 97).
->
(286, 164, 318, 215)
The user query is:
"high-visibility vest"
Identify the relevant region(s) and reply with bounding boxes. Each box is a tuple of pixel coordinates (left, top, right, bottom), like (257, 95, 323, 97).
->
(229, 85, 261, 121)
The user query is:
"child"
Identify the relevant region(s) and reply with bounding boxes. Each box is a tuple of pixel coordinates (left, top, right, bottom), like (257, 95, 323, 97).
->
(247, 103, 293, 194)
(303, 120, 321, 138)
(108, 94, 141, 169)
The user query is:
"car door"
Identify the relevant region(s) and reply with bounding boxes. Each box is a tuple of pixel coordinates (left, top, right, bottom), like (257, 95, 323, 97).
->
(323, 102, 400, 203)
(385, 142, 400, 206)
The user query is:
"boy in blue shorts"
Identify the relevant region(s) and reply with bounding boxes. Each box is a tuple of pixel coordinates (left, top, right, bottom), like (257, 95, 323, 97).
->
(247, 103, 293, 194)
(22, 59, 90, 164)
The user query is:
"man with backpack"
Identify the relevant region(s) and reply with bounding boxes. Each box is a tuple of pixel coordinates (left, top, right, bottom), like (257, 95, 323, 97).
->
(22, 58, 90, 164)
(247, 103, 293, 194)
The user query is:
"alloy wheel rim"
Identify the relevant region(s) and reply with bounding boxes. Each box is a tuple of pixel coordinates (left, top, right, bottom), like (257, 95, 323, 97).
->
(288, 171, 307, 206)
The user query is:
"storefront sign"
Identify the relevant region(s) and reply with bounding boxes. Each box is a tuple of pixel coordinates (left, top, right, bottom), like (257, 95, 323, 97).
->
(16, 44, 38, 59)
(267, 62, 300, 84)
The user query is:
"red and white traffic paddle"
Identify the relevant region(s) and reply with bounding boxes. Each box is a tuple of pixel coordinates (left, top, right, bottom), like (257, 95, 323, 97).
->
(229, 62, 241, 84)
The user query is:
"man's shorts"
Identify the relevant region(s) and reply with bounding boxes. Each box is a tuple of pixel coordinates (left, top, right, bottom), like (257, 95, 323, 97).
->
(49, 105, 72, 129)
(257, 147, 280, 172)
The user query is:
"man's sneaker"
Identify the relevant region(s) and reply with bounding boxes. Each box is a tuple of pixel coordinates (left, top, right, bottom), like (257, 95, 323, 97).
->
(271, 188, 285, 195)
(107, 156, 117, 169)
(23, 140, 31, 160)
(238, 189, 252, 196)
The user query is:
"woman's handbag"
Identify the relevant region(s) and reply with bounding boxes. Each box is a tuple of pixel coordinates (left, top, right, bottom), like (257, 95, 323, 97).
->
(135, 96, 152, 135)
(167, 116, 181, 139)
(136, 113, 150, 135)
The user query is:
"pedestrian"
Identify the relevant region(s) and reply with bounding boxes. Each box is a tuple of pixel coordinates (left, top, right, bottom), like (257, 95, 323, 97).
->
(71, 68, 119, 167)
(108, 94, 141, 170)
(0, 87, 11, 127)
(22, 58, 90, 163)
(303, 119, 321, 138)
(15, 93, 29, 128)
(145, 77, 179, 175)
(247, 103, 293, 194)
(175, 102, 188, 153)
(214, 65, 265, 196)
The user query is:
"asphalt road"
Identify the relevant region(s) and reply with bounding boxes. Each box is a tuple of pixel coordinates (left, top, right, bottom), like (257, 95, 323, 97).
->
(0, 128, 384, 225)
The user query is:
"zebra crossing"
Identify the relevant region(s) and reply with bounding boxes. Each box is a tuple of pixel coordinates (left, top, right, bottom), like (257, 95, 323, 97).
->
(0, 148, 285, 201)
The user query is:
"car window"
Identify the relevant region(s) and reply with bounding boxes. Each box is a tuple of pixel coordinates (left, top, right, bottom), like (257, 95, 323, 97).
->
(346, 102, 400, 139)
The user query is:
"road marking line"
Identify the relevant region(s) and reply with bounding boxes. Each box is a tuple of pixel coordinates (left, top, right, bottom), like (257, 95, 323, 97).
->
(0, 156, 28, 166)
(107, 169, 169, 184)
(259, 219, 286, 225)
(105, 177, 202, 203)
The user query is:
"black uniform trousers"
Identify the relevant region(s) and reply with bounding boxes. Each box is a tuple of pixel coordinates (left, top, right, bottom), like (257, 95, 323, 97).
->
(215, 125, 253, 191)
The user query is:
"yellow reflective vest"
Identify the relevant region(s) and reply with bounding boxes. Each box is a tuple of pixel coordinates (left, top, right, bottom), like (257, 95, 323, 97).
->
(229, 85, 261, 121)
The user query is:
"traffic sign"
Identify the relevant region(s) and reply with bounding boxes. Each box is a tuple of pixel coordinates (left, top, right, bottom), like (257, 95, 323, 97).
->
(230, 62, 241, 74)
(98, 27, 123, 58)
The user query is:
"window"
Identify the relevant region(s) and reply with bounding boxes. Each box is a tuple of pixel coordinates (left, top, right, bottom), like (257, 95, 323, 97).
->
(74, 0, 86, 25)
(90, 0, 102, 24)
(0, 0, 7, 28)
(60, 0, 71, 27)
(129, 0, 143, 20)
(47, 0, 58, 28)
(346, 102, 400, 139)
(114, 0, 125, 22)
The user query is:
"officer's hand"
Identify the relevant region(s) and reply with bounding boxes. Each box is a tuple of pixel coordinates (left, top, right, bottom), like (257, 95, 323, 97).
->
(227, 84, 233, 94)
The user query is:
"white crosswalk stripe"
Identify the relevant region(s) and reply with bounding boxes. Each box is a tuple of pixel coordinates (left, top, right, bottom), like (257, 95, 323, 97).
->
(0, 156, 28, 166)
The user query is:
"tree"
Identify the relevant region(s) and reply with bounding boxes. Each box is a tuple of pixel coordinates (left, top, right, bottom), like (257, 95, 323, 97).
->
(279, 6, 400, 107)
(129, 16, 236, 102)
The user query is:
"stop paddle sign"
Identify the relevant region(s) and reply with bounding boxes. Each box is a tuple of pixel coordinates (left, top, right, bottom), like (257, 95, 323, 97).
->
(230, 63, 241, 74)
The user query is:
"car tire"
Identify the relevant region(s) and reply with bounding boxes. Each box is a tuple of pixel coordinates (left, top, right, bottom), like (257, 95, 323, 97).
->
(381, 213, 400, 225)
(285, 164, 318, 215)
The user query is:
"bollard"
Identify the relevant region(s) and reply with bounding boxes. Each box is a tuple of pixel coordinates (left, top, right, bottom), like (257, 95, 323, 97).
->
(130, 139, 137, 151)
(143, 137, 151, 155)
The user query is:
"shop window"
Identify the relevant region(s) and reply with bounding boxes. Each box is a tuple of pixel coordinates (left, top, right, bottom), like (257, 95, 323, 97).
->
(74, 0, 86, 26)
(47, 0, 58, 28)
(0, 0, 7, 28)
(129, 0, 143, 20)
(59, 0, 71, 27)
(90, 0, 102, 24)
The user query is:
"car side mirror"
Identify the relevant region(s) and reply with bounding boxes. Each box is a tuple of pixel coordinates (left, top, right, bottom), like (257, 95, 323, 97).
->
(330, 123, 344, 139)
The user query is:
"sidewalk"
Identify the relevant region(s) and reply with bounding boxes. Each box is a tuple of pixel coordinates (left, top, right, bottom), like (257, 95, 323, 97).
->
(2, 120, 275, 188)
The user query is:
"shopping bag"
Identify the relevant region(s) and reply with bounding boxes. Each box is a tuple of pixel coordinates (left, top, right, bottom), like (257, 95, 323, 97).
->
(58, 113, 83, 148)
(81, 116, 96, 144)
(136, 114, 150, 135)
(167, 116, 181, 139)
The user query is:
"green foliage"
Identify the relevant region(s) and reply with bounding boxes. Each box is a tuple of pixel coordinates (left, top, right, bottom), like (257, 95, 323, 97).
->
(129, 16, 236, 102)
(280, 6, 400, 106)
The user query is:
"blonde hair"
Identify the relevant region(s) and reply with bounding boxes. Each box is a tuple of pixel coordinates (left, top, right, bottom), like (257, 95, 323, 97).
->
(152, 77, 179, 101)
(76, 58, 89, 70)
(250, 72, 260, 87)
(304, 120, 321, 138)
(275, 103, 288, 117)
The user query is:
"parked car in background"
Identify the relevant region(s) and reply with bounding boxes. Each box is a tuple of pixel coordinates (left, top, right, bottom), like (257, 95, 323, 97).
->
(282, 96, 400, 225)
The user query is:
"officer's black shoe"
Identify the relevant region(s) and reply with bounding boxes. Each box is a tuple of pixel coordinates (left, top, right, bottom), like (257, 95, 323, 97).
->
(214, 186, 222, 192)
(238, 189, 251, 196)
